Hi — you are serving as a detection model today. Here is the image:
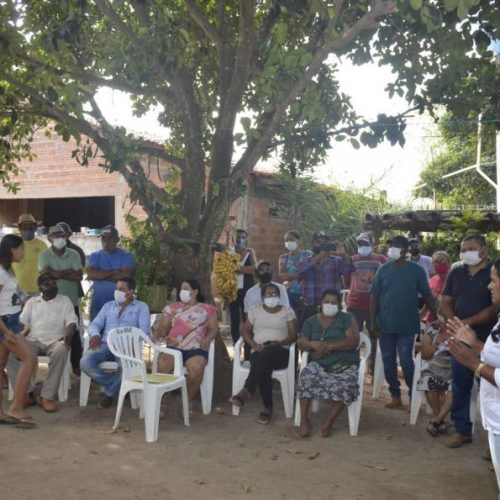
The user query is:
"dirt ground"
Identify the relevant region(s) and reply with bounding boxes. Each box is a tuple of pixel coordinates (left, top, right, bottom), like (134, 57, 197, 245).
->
(1, 338, 497, 500)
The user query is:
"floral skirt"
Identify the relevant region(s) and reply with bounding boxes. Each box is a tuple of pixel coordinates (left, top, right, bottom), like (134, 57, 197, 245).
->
(417, 354, 452, 392)
(297, 362, 359, 405)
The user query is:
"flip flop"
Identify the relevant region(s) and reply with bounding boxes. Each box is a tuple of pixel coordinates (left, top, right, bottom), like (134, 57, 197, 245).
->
(5, 416, 37, 428)
(228, 395, 245, 408)
(0, 418, 19, 426)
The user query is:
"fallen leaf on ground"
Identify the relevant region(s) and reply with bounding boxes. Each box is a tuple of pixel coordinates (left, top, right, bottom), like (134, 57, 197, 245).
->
(215, 406, 227, 415)
(362, 464, 386, 471)
(385, 435, 393, 440)
(242, 484, 252, 493)
(196, 480, 206, 485)
(286, 449, 303, 454)
(270, 454, 278, 461)
(308, 452, 320, 460)
(121, 425, 131, 433)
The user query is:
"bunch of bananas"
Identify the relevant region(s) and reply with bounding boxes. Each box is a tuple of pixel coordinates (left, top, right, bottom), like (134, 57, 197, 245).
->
(214, 251, 241, 305)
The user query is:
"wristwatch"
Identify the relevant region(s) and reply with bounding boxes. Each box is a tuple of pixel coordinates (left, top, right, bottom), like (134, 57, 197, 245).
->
(474, 361, 486, 378)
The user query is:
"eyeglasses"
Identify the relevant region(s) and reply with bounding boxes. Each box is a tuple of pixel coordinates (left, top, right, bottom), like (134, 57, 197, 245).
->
(264, 293, 279, 298)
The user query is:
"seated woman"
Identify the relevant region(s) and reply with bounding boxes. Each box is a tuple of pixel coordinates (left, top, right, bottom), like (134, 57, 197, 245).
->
(416, 320, 452, 437)
(154, 279, 218, 409)
(229, 283, 297, 424)
(297, 288, 360, 438)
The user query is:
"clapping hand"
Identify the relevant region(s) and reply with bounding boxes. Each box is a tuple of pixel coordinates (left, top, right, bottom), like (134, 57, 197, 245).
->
(446, 316, 477, 347)
(447, 337, 479, 371)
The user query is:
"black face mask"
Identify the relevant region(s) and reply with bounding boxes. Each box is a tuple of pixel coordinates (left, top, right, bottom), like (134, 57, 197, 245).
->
(42, 286, 58, 300)
(236, 237, 247, 248)
(312, 246, 321, 255)
(259, 271, 273, 284)
(409, 248, 420, 256)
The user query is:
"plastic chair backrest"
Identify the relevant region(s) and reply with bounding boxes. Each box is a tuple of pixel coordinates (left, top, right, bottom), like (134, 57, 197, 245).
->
(359, 332, 371, 363)
(107, 326, 148, 381)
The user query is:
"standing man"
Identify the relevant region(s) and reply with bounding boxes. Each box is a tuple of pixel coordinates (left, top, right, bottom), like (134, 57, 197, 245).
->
(87, 225, 134, 320)
(371, 235, 436, 409)
(297, 231, 349, 321)
(408, 237, 434, 280)
(244, 260, 290, 313)
(439, 234, 496, 448)
(345, 233, 387, 371)
(13, 213, 47, 296)
(80, 278, 150, 408)
(8, 274, 78, 412)
(228, 229, 256, 345)
(39, 225, 83, 375)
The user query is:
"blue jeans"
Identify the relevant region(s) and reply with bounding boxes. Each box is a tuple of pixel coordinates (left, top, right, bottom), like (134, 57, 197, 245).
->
(379, 333, 415, 399)
(80, 344, 121, 397)
(450, 357, 474, 436)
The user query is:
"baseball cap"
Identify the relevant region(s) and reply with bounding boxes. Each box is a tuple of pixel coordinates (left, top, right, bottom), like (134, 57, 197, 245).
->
(408, 237, 419, 245)
(356, 232, 373, 244)
(101, 225, 119, 238)
(389, 235, 410, 248)
(48, 225, 66, 236)
(255, 260, 272, 270)
(18, 213, 36, 225)
(56, 222, 72, 236)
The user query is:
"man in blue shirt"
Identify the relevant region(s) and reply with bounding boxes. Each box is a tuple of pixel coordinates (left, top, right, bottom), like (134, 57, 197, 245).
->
(80, 277, 150, 408)
(87, 225, 135, 319)
(439, 233, 496, 448)
(371, 235, 436, 409)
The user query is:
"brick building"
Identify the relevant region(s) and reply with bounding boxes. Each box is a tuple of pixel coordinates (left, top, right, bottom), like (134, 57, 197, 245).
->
(0, 128, 296, 272)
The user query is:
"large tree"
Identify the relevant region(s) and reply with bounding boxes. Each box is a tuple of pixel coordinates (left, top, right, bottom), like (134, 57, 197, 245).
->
(0, 0, 498, 294)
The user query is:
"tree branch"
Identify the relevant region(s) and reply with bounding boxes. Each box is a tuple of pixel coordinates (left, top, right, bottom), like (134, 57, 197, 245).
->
(229, 0, 397, 185)
(93, 0, 175, 87)
(184, 0, 222, 47)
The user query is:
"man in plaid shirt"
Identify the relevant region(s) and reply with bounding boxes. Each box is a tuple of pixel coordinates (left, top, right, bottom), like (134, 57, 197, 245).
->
(297, 232, 350, 316)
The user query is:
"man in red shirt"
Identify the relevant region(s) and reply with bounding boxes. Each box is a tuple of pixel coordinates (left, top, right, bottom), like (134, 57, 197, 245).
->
(345, 233, 387, 371)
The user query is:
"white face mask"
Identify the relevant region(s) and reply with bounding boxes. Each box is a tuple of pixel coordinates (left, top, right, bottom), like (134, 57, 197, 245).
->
(179, 290, 192, 303)
(387, 247, 402, 261)
(358, 246, 372, 257)
(460, 251, 482, 266)
(52, 237, 66, 250)
(285, 241, 297, 252)
(322, 303, 339, 317)
(114, 290, 127, 304)
(264, 297, 280, 309)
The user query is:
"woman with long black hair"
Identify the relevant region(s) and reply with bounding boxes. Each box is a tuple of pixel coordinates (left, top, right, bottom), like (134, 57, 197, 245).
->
(0, 234, 37, 427)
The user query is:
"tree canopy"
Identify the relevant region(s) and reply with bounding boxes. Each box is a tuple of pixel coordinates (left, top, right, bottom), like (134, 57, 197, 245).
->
(0, 0, 498, 290)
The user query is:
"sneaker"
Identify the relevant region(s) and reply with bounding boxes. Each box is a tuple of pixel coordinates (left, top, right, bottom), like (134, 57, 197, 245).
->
(445, 432, 472, 448)
(98, 393, 114, 409)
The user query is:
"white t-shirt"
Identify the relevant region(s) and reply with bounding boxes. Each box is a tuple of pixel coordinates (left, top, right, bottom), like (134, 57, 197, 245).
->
(243, 282, 290, 313)
(20, 294, 78, 344)
(0, 266, 21, 316)
(247, 305, 296, 347)
(480, 332, 500, 434)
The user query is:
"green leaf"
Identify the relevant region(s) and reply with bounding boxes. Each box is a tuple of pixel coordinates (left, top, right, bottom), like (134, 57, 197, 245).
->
(443, 0, 459, 11)
(350, 138, 360, 149)
(456, 0, 468, 19)
(240, 116, 251, 132)
(410, 0, 422, 10)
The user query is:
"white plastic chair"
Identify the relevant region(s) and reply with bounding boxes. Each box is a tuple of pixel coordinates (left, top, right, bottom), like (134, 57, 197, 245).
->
(410, 351, 479, 431)
(231, 337, 296, 418)
(294, 332, 371, 436)
(79, 330, 125, 406)
(151, 338, 215, 415)
(107, 326, 189, 443)
(8, 352, 71, 402)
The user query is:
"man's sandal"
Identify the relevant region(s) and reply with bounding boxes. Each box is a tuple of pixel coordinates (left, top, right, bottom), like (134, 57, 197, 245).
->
(228, 395, 245, 408)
